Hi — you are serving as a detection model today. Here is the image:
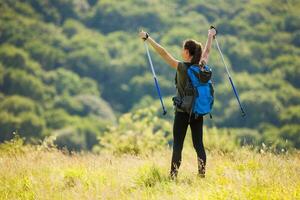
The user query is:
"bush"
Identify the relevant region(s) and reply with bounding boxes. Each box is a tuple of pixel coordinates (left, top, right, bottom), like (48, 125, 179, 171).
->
(0, 45, 42, 75)
(0, 95, 42, 116)
(2, 69, 46, 101)
(63, 19, 86, 38)
(53, 127, 86, 151)
(129, 73, 173, 103)
(0, 111, 45, 141)
(259, 124, 294, 152)
(18, 112, 46, 140)
(87, 1, 167, 33)
(280, 106, 300, 124)
(234, 128, 261, 146)
(24, 40, 65, 70)
(54, 95, 115, 122)
(292, 30, 300, 47)
(54, 95, 84, 116)
(0, 133, 28, 156)
(204, 127, 238, 153)
(44, 109, 71, 130)
(74, 95, 116, 122)
(279, 125, 300, 149)
(52, 115, 110, 151)
(221, 90, 283, 128)
(0, 112, 21, 141)
(135, 164, 168, 187)
(44, 68, 100, 96)
(97, 107, 171, 155)
(284, 15, 300, 32)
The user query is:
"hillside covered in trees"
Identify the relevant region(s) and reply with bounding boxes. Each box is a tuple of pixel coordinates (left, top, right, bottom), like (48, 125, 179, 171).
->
(0, 0, 299, 150)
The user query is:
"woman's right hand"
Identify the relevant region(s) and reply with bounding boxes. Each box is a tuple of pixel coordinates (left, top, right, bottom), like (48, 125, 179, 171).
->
(139, 30, 149, 40)
(139, 30, 178, 69)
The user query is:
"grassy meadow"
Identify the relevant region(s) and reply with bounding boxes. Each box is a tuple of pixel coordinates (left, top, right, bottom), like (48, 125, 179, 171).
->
(1, 1, 300, 199)
(1, 136, 299, 200)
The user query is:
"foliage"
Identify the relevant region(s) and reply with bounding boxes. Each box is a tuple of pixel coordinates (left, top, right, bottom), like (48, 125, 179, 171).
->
(135, 163, 168, 187)
(0, 95, 42, 115)
(96, 107, 171, 155)
(0, 111, 45, 142)
(0, 133, 28, 156)
(2, 69, 47, 101)
(51, 115, 111, 151)
(0, 44, 42, 75)
(43, 68, 100, 96)
(0, 1, 300, 198)
(0, 0, 300, 150)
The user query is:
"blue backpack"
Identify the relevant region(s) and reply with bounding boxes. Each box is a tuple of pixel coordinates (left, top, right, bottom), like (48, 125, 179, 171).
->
(187, 65, 214, 118)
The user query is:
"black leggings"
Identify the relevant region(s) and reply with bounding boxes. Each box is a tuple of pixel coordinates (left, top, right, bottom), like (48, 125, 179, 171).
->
(170, 111, 206, 177)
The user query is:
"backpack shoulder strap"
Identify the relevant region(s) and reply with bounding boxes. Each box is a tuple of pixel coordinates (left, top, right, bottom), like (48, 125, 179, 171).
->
(188, 66, 201, 82)
(175, 72, 177, 86)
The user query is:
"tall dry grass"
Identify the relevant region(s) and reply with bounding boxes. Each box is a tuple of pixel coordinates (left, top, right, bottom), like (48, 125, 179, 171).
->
(0, 136, 299, 200)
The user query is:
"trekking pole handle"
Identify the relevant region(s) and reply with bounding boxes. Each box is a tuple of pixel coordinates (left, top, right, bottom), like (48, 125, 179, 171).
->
(143, 32, 149, 41)
(210, 26, 217, 39)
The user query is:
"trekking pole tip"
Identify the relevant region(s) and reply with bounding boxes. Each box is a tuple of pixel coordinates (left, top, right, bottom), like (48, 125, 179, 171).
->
(241, 111, 246, 118)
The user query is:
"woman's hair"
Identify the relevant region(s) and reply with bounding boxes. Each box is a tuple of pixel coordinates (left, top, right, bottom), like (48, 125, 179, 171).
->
(183, 39, 203, 65)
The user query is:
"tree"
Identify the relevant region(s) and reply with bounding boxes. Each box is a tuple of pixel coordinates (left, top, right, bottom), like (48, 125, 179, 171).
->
(2, 69, 45, 101)
(284, 14, 300, 32)
(280, 125, 300, 148)
(24, 40, 65, 70)
(0, 111, 45, 142)
(0, 45, 42, 75)
(97, 107, 171, 155)
(280, 106, 300, 124)
(44, 109, 70, 130)
(18, 112, 45, 140)
(221, 90, 283, 127)
(43, 68, 100, 96)
(0, 95, 42, 116)
(53, 116, 110, 151)
(53, 94, 115, 122)
(87, 1, 168, 34)
(0, 112, 21, 141)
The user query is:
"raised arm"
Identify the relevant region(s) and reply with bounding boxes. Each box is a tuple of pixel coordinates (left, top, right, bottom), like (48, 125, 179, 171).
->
(200, 27, 217, 65)
(139, 31, 179, 69)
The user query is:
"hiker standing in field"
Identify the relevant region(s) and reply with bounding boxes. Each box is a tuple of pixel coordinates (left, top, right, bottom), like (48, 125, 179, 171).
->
(139, 27, 216, 178)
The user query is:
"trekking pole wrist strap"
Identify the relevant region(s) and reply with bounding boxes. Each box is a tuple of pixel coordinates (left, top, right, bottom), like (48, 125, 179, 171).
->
(210, 25, 217, 39)
(143, 32, 149, 41)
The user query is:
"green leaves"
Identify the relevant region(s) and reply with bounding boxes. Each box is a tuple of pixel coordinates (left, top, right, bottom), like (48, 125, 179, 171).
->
(0, 45, 42, 75)
(98, 106, 171, 155)
(2, 69, 45, 101)
(44, 68, 100, 96)
(0, 0, 300, 150)
(0, 95, 41, 116)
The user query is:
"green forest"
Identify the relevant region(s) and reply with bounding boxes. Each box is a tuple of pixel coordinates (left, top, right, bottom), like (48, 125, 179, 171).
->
(0, 0, 300, 151)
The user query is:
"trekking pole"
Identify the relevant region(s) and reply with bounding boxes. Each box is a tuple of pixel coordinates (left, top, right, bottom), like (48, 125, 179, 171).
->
(213, 33, 246, 117)
(144, 42, 167, 115)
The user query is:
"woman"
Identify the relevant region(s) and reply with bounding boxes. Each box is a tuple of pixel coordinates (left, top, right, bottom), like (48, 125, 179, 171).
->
(139, 28, 216, 178)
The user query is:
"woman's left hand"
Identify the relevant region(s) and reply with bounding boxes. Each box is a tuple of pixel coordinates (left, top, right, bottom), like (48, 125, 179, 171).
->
(139, 30, 149, 40)
(208, 28, 217, 38)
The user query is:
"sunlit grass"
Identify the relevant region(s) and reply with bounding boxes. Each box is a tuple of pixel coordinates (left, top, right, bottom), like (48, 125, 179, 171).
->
(0, 138, 299, 200)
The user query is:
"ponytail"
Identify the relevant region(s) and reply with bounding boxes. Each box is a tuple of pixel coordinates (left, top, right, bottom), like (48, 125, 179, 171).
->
(183, 39, 203, 65)
(190, 44, 201, 65)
